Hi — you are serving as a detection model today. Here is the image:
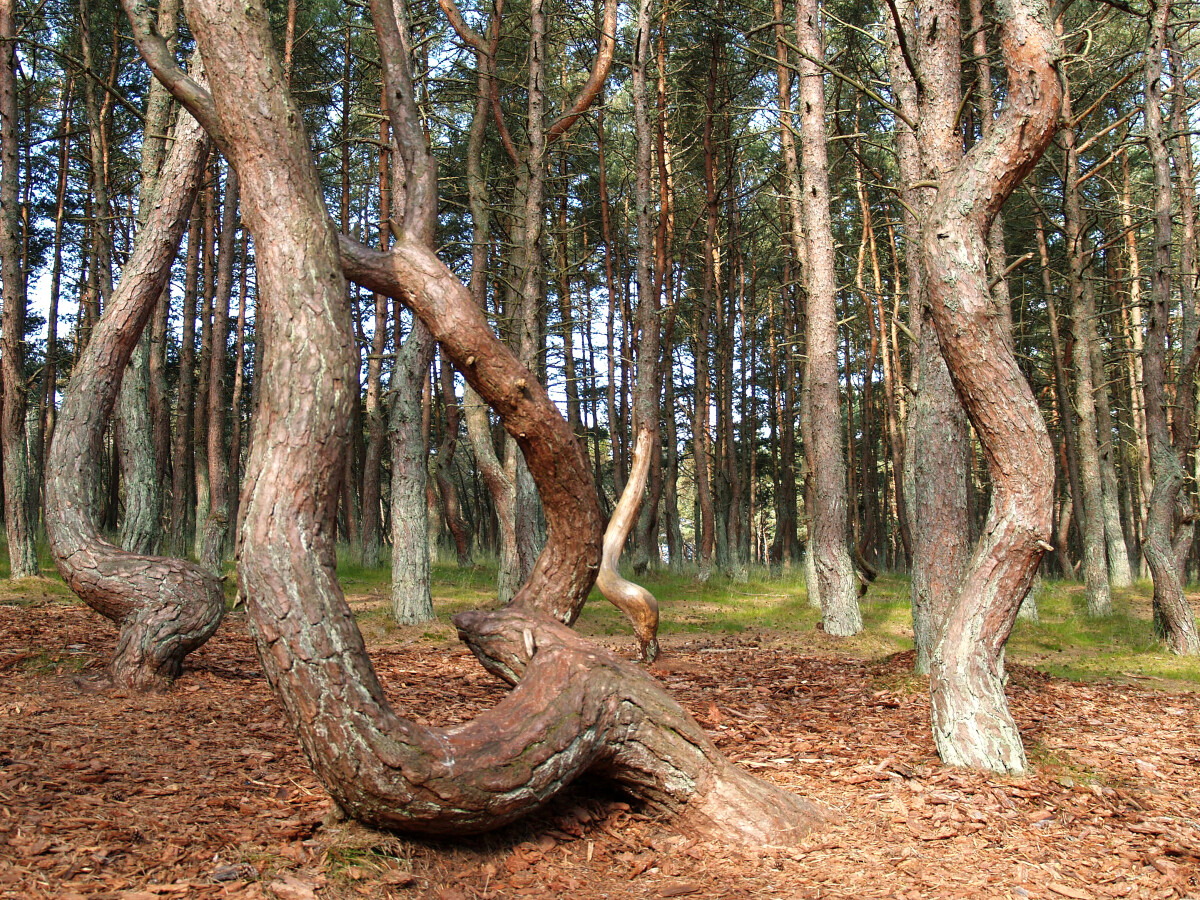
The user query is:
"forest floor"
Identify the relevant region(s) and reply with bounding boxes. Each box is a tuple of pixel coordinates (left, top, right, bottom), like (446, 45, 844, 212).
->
(2, 565, 1200, 899)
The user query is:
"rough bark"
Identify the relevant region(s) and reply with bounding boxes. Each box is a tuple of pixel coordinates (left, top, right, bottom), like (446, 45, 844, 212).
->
(135, 0, 822, 845)
(921, 0, 1062, 772)
(44, 81, 220, 690)
(795, 0, 861, 635)
(0, 0, 38, 578)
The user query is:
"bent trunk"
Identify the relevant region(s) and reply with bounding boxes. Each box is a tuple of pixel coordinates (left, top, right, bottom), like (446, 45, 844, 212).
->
(44, 82, 221, 690)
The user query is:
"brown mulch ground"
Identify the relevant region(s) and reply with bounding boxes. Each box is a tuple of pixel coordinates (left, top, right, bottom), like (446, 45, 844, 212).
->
(2, 593, 1199, 900)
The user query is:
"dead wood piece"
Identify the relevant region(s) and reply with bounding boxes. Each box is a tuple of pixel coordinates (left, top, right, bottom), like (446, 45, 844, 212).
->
(44, 76, 220, 691)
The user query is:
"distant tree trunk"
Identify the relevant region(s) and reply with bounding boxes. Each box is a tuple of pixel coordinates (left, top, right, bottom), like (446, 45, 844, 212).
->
(44, 78, 220, 689)
(192, 172, 217, 561)
(0, 0, 37, 577)
(435, 352, 472, 565)
(227, 230, 249, 535)
(694, 37, 720, 582)
(1035, 214, 1081, 580)
(1121, 153, 1152, 537)
(391, 322, 436, 623)
(1061, 94, 1112, 616)
(1142, 0, 1200, 656)
(592, 0, 660, 661)
(200, 166, 237, 571)
(39, 73, 73, 497)
(360, 100, 391, 570)
(117, 0, 179, 557)
(171, 201, 201, 551)
(795, 0, 861, 634)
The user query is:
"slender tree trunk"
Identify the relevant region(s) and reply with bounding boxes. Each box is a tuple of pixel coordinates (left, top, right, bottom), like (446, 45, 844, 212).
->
(361, 95, 391, 569)
(592, 0, 660, 661)
(192, 172, 217, 560)
(1142, 0, 1200, 655)
(795, 0, 861, 634)
(171, 201, 201, 552)
(1061, 96, 1113, 616)
(0, 0, 37, 577)
(200, 166, 237, 571)
(39, 73, 74, 513)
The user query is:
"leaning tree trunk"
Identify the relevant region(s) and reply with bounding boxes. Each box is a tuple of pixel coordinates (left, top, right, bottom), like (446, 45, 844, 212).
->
(0, 0, 39, 578)
(116, 0, 175, 556)
(922, 0, 1062, 772)
(129, 0, 824, 845)
(44, 77, 223, 690)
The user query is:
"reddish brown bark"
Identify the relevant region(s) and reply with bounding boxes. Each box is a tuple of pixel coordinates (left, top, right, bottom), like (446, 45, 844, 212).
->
(44, 85, 221, 691)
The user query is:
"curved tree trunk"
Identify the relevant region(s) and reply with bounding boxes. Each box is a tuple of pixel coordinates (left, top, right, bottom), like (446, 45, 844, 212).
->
(117, 0, 178, 558)
(132, 0, 823, 845)
(922, 0, 1062, 772)
(44, 80, 222, 690)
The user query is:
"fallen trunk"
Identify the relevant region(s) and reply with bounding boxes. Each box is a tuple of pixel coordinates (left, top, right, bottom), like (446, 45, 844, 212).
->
(44, 73, 221, 691)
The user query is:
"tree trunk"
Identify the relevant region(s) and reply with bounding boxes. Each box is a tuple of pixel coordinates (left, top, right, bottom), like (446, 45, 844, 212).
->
(592, 0, 660, 661)
(0, 0, 38, 578)
(885, 0, 972, 675)
(171, 200, 201, 551)
(390, 321, 436, 624)
(920, 0, 1062, 771)
(116, 0, 179, 557)
(200, 165, 238, 571)
(795, 0, 861, 634)
(1141, 0, 1200, 655)
(1061, 98, 1113, 616)
(44, 77, 221, 690)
